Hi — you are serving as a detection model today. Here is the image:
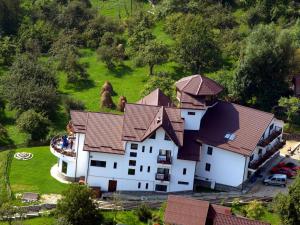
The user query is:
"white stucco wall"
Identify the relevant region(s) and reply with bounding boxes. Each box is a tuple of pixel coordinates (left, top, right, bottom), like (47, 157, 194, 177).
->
(195, 144, 246, 187)
(86, 128, 196, 192)
(74, 133, 89, 178)
(181, 109, 206, 130)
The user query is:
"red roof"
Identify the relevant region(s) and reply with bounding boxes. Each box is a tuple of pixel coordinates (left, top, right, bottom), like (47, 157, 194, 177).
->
(164, 196, 270, 225)
(70, 111, 125, 155)
(197, 101, 274, 156)
(122, 104, 184, 147)
(176, 75, 223, 96)
(137, 88, 174, 107)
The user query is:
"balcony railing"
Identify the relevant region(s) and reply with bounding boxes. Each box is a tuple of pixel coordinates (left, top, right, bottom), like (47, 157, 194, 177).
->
(249, 141, 285, 170)
(157, 155, 172, 164)
(155, 173, 170, 181)
(50, 135, 76, 157)
(258, 127, 282, 147)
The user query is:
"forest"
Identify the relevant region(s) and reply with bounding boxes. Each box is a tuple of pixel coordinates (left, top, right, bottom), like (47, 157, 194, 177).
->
(1, 0, 300, 146)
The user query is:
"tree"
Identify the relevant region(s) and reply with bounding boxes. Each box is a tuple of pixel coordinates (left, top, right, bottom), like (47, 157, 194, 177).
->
(16, 110, 50, 141)
(174, 14, 222, 73)
(0, 54, 59, 116)
(245, 200, 265, 220)
(234, 25, 294, 111)
(278, 97, 300, 124)
(141, 73, 176, 101)
(0, 0, 21, 35)
(136, 203, 152, 222)
(56, 184, 103, 225)
(273, 174, 300, 225)
(0, 37, 16, 66)
(136, 40, 169, 75)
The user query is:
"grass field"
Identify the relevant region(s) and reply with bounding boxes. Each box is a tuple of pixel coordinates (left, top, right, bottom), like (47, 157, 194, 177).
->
(0, 216, 55, 225)
(9, 146, 68, 194)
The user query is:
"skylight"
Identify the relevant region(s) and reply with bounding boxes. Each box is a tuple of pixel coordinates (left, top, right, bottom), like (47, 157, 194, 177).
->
(225, 133, 236, 141)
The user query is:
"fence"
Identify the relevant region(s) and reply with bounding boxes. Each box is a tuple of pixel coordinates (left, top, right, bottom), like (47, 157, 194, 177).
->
(282, 132, 300, 141)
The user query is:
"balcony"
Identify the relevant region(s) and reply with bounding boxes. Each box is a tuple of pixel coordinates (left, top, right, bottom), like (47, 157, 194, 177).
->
(157, 155, 172, 165)
(155, 173, 170, 182)
(249, 141, 285, 170)
(258, 127, 282, 147)
(50, 135, 76, 158)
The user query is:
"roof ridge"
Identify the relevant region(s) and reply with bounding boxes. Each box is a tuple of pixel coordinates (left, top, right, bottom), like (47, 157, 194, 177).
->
(70, 110, 123, 117)
(196, 75, 203, 95)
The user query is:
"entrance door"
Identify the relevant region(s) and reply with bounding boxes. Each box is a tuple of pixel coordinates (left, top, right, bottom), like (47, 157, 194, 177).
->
(108, 180, 117, 192)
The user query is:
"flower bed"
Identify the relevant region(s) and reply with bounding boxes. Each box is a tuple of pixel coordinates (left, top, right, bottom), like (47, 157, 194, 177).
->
(14, 152, 33, 160)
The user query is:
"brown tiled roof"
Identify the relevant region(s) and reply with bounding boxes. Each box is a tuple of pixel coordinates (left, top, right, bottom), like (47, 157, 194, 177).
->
(137, 88, 174, 107)
(164, 195, 209, 225)
(176, 74, 223, 96)
(165, 196, 270, 225)
(70, 111, 125, 155)
(197, 101, 274, 156)
(178, 131, 202, 161)
(122, 104, 184, 146)
(180, 92, 207, 109)
(70, 111, 88, 133)
(213, 213, 270, 225)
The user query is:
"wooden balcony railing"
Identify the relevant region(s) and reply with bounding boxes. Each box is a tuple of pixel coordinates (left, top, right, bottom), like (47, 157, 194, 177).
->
(258, 127, 282, 147)
(50, 135, 76, 157)
(157, 155, 172, 164)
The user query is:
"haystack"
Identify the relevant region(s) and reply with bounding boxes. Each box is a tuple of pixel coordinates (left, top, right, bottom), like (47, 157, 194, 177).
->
(117, 96, 127, 112)
(101, 90, 115, 109)
(100, 81, 113, 95)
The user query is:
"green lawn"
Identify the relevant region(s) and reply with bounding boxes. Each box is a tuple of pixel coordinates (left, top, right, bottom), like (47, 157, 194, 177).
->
(9, 146, 68, 194)
(0, 150, 10, 202)
(0, 216, 55, 225)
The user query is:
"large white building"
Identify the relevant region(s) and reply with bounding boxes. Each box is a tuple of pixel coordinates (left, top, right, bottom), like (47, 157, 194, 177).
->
(50, 75, 284, 192)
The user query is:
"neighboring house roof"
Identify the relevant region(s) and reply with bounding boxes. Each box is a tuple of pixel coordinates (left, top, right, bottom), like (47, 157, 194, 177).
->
(70, 111, 125, 155)
(164, 195, 210, 225)
(164, 196, 270, 225)
(176, 74, 223, 96)
(122, 104, 184, 146)
(213, 213, 270, 225)
(137, 88, 174, 107)
(197, 101, 274, 156)
(293, 75, 300, 96)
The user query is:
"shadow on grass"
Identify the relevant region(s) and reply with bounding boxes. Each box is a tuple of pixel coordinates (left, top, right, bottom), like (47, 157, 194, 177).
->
(109, 64, 133, 77)
(63, 78, 96, 91)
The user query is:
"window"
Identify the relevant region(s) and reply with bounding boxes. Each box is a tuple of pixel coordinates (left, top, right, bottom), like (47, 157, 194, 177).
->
(178, 181, 189, 185)
(149, 147, 153, 153)
(149, 132, 156, 139)
(113, 162, 117, 169)
(147, 166, 150, 173)
(155, 184, 167, 192)
(140, 165, 143, 172)
(129, 160, 136, 166)
(142, 146, 145, 152)
(90, 160, 106, 168)
(183, 168, 187, 175)
(138, 182, 141, 189)
(258, 148, 263, 155)
(207, 147, 213, 155)
(62, 161, 68, 174)
(145, 183, 149, 189)
(128, 169, 135, 175)
(164, 133, 171, 141)
(130, 143, 138, 150)
(270, 124, 274, 131)
(188, 111, 196, 115)
(130, 152, 137, 157)
(205, 163, 211, 171)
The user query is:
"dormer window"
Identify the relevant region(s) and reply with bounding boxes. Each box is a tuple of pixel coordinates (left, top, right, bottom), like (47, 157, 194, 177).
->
(188, 111, 196, 115)
(225, 133, 236, 141)
(149, 132, 156, 139)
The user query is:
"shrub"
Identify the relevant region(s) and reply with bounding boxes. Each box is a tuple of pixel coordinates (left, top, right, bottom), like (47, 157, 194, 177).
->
(16, 110, 50, 141)
(136, 203, 152, 222)
(63, 97, 85, 113)
(245, 200, 265, 220)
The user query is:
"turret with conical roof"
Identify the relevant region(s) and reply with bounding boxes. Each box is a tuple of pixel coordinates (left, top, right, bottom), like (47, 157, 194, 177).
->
(175, 74, 223, 131)
(175, 74, 223, 110)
